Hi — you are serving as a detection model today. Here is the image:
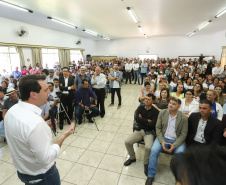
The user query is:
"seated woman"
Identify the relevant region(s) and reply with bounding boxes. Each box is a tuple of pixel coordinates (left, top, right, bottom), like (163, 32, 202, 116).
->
(184, 77, 193, 90)
(141, 77, 155, 91)
(139, 82, 153, 104)
(1, 81, 8, 94)
(193, 83, 206, 102)
(171, 84, 185, 99)
(153, 88, 170, 111)
(179, 89, 199, 117)
(206, 89, 223, 121)
(214, 85, 225, 106)
(155, 82, 167, 98)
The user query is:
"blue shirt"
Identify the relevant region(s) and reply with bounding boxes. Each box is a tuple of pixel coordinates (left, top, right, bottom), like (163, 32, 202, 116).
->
(74, 87, 97, 107)
(74, 74, 91, 89)
(140, 63, 148, 73)
(12, 71, 22, 79)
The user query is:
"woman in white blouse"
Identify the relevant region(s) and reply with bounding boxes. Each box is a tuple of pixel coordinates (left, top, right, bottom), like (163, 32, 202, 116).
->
(179, 89, 199, 117)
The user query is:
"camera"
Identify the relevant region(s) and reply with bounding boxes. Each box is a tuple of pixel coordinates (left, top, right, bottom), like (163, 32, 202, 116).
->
(56, 91, 63, 98)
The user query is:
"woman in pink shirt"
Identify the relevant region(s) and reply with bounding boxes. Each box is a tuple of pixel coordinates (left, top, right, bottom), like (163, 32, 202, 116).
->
(21, 66, 29, 76)
(29, 66, 38, 74)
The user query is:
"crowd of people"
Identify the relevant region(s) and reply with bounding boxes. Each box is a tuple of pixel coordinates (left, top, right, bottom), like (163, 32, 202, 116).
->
(0, 56, 226, 185)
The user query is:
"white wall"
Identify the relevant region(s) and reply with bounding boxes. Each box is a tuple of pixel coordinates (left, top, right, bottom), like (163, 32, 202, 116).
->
(96, 30, 226, 61)
(0, 16, 96, 66)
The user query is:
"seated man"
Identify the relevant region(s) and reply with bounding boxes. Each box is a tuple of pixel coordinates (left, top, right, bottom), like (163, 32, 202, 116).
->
(124, 93, 159, 176)
(0, 88, 7, 122)
(145, 97, 188, 185)
(40, 102, 51, 121)
(186, 99, 222, 146)
(53, 78, 60, 92)
(2, 87, 19, 120)
(74, 79, 99, 124)
(47, 82, 58, 115)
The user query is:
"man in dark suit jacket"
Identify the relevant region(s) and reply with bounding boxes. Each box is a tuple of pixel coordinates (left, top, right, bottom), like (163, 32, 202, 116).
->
(59, 67, 75, 129)
(186, 99, 222, 146)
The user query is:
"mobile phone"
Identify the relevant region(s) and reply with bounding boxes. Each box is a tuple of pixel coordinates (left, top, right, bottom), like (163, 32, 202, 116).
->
(165, 144, 171, 149)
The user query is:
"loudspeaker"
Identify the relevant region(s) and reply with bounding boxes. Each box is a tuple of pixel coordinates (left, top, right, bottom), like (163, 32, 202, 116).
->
(86, 54, 92, 61)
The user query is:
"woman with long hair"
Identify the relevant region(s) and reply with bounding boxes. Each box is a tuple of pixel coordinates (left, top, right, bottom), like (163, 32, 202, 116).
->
(155, 82, 167, 98)
(171, 84, 184, 99)
(179, 89, 199, 117)
(206, 89, 223, 120)
(214, 85, 224, 106)
(193, 83, 206, 102)
(184, 77, 193, 90)
(153, 88, 170, 111)
(139, 82, 153, 103)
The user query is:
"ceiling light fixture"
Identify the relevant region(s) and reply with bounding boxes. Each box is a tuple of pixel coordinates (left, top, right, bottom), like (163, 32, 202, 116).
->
(138, 26, 144, 34)
(83, 30, 98, 36)
(103, 36, 111, 40)
(47, 17, 77, 28)
(0, 0, 33, 13)
(127, 7, 138, 23)
(188, 32, 195, 36)
(215, 8, 226, 18)
(197, 21, 211, 30)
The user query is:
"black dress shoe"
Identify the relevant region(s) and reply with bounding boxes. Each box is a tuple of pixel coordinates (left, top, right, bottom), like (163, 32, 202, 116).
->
(88, 118, 94, 123)
(59, 124, 63, 130)
(124, 158, 136, 166)
(144, 164, 148, 176)
(100, 115, 104, 118)
(145, 177, 154, 185)
(78, 118, 82, 125)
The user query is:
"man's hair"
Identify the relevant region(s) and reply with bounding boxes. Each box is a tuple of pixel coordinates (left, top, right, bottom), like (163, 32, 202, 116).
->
(200, 99, 212, 108)
(53, 78, 59, 82)
(82, 79, 88, 84)
(47, 82, 54, 86)
(170, 97, 181, 105)
(41, 69, 49, 76)
(19, 74, 46, 101)
(144, 82, 150, 87)
(171, 145, 226, 185)
(62, 67, 69, 71)
(147, 93, 155, 101)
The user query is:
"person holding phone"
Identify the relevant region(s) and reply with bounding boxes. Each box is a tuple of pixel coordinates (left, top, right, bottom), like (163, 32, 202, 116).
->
(145, 97, 188, 185)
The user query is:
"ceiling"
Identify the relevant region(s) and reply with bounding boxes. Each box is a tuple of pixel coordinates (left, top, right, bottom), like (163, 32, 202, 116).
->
(0, 0, 226, 40)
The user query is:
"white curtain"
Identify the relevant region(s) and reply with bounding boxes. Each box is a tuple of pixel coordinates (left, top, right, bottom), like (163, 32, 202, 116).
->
(15, 46, 25, 67)
(32, 48, 42, 66)
(221, 47, 226, 67)
(58, 49, 70, 67)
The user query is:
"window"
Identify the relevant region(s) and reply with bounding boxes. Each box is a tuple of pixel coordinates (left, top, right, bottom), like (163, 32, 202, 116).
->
(0, 46, 21, 74)
(42, 49, 59, 69)
(70, 50, 83, 65)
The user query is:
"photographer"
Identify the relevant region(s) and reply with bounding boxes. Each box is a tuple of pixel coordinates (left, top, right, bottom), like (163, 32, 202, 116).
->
(4, 74, 75, 185)
(74, 79, 99, 124)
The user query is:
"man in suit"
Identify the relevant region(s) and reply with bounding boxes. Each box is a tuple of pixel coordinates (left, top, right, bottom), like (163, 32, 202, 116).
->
(145, 97, 188, 185)
(59, 67, 75, 129)
(109, 63, 123, 108)
(186, 99, 222, 146)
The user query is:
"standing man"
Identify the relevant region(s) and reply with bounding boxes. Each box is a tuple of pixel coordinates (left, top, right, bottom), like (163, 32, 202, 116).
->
(91, 67, 106, 118)
(12, 67, 22, 80)
(59, 67, 75, 129)
(141, 59, 148, 85)
(132, 59, 140, 84)
(109, 63, 123, 108)
(5, 74, 75, 185)
(125, 59, 132, 84)
(124, 93, 159, 176)
(74, 66, 91, 90)
(145, 98, 188, 185)
(46, 69, 59, 83)
(212, 62, 223, 78)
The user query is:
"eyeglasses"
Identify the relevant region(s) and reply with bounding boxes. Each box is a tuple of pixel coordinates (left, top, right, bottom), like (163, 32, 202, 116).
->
(185, 93, 192, 95)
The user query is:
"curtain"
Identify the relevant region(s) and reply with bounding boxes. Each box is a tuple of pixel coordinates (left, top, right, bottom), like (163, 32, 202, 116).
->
(221, 47, 226, 67)
(32, 48, 42, 66)
(15, 46, 25, 68)
(58, 49, 70, 67)
(80, 50, 84, 61)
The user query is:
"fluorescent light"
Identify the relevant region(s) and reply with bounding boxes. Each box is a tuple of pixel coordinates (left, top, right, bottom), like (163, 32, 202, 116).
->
(47, 17, 77, 28)
(0, 1, 33, 13)
(83, 30, 98, 36)
(144, 34, 147, 38)
(127, 7, 138, 23)
(198, 21, 211, 30)
(188, 32, 195, 36)
(215, 8, 226, 18)
(103, 36, 111, 40)
(138, 26, 144, 34)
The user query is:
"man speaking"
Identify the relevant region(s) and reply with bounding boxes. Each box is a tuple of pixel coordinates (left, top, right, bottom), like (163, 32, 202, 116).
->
(4, 74, 75, 185)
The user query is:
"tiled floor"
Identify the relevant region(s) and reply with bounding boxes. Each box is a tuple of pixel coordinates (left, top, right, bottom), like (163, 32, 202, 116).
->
(0, 83, 175, 185)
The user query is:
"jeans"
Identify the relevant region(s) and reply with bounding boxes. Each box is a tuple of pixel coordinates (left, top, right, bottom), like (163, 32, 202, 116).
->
(125, 71, 131, 83)
(133, 70, 140, 84)
(148, 138, 186, 178)
(111, 88, 121, 105)
(140, 73, 146, 84)
(74, 105, 99, 119)
(0, 120, 5, 138)
(17, 163, 60, 185)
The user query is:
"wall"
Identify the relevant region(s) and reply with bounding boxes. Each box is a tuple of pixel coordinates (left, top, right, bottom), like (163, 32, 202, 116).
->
(96, 30, 226, 61)
(0, 16, 96, 67)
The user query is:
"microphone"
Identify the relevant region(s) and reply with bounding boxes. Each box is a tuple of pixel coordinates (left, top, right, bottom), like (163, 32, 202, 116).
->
(49, 109, 56, 136)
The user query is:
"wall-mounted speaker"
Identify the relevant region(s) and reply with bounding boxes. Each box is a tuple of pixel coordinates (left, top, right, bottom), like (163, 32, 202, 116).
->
(86, 54, 92, 61)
